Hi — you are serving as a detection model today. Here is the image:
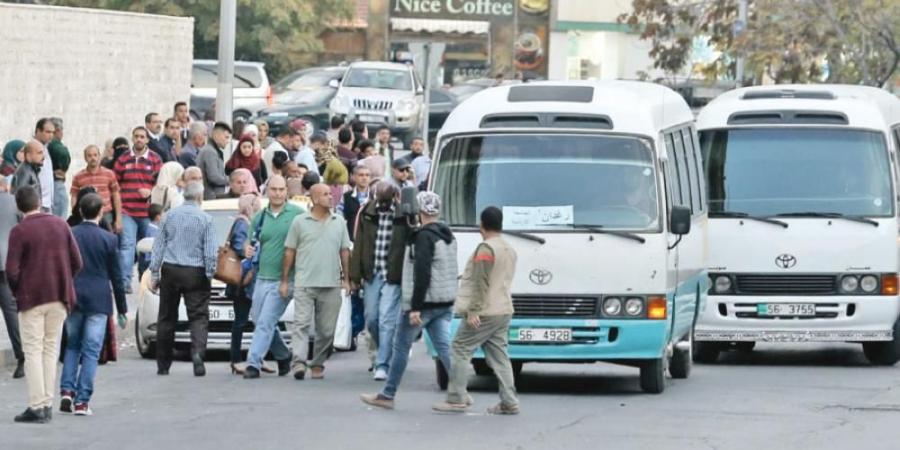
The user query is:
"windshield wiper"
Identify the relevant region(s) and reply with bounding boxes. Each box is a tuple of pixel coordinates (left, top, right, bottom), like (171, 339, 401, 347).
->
(502, 230, 546, 245)
(710, 211, 789, 229)
(773, 212, 879, 227)
(570, 224, 646, 244)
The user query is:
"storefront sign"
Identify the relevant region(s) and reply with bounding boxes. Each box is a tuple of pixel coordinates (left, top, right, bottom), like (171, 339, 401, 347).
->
(392, 0, 515, 19)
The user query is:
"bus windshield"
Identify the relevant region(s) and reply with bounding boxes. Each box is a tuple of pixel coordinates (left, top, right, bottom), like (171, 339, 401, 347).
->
(700, 128, 893, 218)
(433, 134, 660, 231)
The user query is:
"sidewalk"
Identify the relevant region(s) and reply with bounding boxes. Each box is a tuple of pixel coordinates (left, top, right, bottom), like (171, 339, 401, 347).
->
(0, 313, 12, 368)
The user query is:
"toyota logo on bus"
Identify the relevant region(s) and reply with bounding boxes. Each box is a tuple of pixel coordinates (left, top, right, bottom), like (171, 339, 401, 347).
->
(775, 254, 797, 269)
(529, 268, 553, 285)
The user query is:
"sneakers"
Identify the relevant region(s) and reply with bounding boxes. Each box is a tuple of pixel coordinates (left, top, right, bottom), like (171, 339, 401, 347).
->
(243, 365, 260, 379)
(310, 367, 325, 379)
(486, 403, 520, 415)
(14, 407, 47, 424)
(431, 401, 469, 413)
(60, 390, 75, 414)
(360, 393, 395, 410)
(73, 403, 93, 416)
(373, 368, 388, 381)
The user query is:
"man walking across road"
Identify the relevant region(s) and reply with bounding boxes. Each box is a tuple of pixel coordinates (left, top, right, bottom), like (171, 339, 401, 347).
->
(149, 182, 217, 377)
(361, 192, 457, 410)
(70, 145, 122, 232)
(48, 117, 70, 218)
(0, 178, 24, 379)
(282, 184, 351, 380)
(59, 193, 127, 416)
(243, 175, 304, 379)
(7, 186, 83, 424)
(433, 206, 520, 415)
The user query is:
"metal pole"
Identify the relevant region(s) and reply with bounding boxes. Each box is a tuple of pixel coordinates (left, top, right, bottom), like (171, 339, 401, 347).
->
(422, 42, 431, 152)
(735, 0, 748, 86)
(215, 0, 236, 123)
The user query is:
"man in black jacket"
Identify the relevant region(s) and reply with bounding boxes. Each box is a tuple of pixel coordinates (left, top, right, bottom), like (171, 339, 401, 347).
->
(360, 192, 457, 410)
(339, 165, 372, 240)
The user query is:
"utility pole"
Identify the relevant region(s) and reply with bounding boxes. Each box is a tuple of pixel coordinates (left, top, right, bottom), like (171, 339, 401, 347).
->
(734, 0, 748, 86)
(215, 0, 236, 123)
(421, 43, 431, 152)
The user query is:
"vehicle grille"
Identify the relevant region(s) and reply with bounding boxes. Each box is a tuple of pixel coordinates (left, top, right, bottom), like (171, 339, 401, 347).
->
(512, 296, 598, 318)
(353, 98, 393, 111)
(735, 274, 837, 295)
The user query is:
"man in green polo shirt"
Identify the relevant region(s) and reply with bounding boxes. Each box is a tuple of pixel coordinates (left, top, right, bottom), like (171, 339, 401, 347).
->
(281, 184, 351, 380)
(243, 175, 305, 379)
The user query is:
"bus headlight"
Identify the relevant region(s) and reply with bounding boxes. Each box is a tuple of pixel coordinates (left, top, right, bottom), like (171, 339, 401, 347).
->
(840, 275, 859, 293)
(860, 275, 879, 293)
(713, 275, 733, 294)
(603, 297, 622, 316)
(625, 298, 644, 316)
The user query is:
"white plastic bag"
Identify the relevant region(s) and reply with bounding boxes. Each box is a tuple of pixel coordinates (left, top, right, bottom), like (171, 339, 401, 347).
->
(333, 290, 353, 350)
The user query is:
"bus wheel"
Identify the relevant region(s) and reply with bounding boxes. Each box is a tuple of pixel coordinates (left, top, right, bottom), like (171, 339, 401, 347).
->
(670, 341, 692, 379)
(640, 358, 666, 394)
(863, 320, 900, 366)
(693, 341, 721, 364)
(472, 359, 493, 376)
(734, 342, 756, 353)
(435, 359, 448, 391)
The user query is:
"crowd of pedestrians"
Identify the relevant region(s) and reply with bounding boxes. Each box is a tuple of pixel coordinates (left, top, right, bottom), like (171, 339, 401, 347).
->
(0, 105, 518, 424)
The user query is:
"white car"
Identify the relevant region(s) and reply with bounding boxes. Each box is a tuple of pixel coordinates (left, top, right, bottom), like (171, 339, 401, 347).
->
(134, 198, 295, 359)
(328, 61, 425, 146)
(191, 60, 273, 121)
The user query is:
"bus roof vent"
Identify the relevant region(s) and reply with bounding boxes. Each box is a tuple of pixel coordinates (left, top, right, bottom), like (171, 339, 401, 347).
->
(508, 85, 594, 103)
(741, 89, 836, 100)
(550, 114, 613, 130)
(480, 114, 542, 128)
(727, 110, 849, 125)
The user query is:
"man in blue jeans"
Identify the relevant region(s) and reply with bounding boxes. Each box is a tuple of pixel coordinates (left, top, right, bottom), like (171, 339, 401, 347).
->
(60, 194, 128, 416)
(243, 176, 305, 379)
(361, 192, 457, 409)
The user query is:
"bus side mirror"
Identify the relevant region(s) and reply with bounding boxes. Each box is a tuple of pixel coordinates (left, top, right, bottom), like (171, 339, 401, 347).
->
(670, 206, 691, 235)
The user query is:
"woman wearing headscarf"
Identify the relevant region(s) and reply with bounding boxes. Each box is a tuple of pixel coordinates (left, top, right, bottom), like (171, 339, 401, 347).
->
(226, 136, 267, 187)
(150, 161, 185, 212)
(1, 140, 25, 178)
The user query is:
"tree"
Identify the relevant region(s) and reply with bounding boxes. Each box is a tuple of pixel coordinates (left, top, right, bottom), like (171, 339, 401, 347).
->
(620, 0, 900, 87)
(49, 0, 355, 79)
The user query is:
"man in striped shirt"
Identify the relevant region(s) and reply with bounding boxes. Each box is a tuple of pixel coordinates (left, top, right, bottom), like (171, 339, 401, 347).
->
(114, 127, 162, 292)
(70, 145, 122, 232)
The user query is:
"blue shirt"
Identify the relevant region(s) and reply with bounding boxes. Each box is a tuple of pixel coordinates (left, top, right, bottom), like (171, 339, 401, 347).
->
(178, 143, 200, 168)
(72, 222, 127, 316)
(149, 201, 218, 281)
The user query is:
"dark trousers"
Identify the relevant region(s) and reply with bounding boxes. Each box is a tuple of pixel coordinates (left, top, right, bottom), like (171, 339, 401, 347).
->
(228, 285, 252, 363)
(157, 264, 210, 370)
(0, 271, 23, 361)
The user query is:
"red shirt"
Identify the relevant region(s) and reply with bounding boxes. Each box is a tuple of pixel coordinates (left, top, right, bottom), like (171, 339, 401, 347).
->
(71, 166, 119, 214)
(114, 149, 162, 218)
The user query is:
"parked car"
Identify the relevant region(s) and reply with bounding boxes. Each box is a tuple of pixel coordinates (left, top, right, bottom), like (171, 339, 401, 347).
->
(253, 87, 336, 137)
(272, 66, 346, 97)
(134, 198, 295, 358)
(328, 61, 424, 146)
(427, 88, 458, 147)
(191, 60, 273, 121)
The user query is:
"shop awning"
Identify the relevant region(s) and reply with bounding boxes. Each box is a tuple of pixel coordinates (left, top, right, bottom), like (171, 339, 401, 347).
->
(390, 18, 489, 35)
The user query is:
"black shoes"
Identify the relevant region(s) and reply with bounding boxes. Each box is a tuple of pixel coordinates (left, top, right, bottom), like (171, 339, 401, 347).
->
(12, 360, 24, 379)
(243, 366, 260, 379)
(277, 359, 291, 377)
(192, 354, 206, 377)
(14, 407, 47, 424)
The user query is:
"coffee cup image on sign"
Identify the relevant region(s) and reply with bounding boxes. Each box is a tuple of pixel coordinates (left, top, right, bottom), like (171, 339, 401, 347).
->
(520, 0, 549, 15)
(514, 32, 544, 70)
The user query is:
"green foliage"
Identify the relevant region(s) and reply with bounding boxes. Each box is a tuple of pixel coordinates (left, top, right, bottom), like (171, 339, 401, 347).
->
(620, 0, 900, 87)
(49, 0, 354, 80)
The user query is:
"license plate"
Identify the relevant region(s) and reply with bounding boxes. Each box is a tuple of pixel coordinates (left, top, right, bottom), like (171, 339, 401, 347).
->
(359, 114, 385, 123)
(516, 328, 572, 342)
(209, 305, 235, 321)
(757, 303, 816, 317)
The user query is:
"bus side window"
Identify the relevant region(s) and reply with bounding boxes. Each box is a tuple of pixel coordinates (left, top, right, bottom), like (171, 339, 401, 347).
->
(682, 128, 704, 214)
(665, 133, 682, 209)
(672, 129, 694, 212)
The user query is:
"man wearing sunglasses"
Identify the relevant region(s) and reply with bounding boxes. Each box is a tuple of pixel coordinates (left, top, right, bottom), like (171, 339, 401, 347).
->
(387, 158, 414, 191)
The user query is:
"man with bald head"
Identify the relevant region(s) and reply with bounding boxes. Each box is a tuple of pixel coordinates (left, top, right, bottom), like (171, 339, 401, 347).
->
(182, 166, 203, 185)
(70, 145, 122, 232)
(243, 175, 305, 379)
(281, 183, 351, 380)
(11, 141, 45, 205)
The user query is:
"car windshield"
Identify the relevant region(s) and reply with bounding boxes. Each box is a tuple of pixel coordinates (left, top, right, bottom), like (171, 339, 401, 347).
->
(343, 68, 412, 90)
(207, 210, 237, 245)
(192, 65, 263, 89)
(274, 69, 342, 92)
(700, 128, 893, 217)
(433, 134, 660, 231)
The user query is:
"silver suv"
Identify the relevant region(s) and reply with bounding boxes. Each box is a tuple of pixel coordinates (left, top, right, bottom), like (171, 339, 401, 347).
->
(329, 61, 424, 145)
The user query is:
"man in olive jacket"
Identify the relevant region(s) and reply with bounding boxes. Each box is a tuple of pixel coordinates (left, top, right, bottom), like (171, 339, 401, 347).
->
(349, 181, 411, 380)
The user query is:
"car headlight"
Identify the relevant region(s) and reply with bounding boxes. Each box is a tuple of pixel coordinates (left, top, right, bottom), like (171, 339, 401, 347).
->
(330, 94, 349, 111)
(396, 98, 417, 113)
(625, 298, 644, 316)
(714, 275, 733, 294)
(841, 275, 859, 293)
(860, 275, 879, 293)
(603, 297, 622, 316)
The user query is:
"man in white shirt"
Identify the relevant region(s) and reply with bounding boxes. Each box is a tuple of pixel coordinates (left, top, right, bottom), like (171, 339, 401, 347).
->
(33, 119, 55, 212)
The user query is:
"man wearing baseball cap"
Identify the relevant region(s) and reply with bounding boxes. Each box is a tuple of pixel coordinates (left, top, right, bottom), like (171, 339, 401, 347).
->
(360, 191, 457, 410)
(387, 158, 414, 191)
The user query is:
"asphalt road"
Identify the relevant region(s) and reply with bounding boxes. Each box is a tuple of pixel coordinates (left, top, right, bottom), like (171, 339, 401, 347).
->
(1, 334, 900, 450)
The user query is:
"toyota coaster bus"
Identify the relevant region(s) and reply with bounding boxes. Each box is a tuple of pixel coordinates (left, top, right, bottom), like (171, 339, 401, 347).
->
(426, 80, 708, 393)
(694, 85, 900, 364)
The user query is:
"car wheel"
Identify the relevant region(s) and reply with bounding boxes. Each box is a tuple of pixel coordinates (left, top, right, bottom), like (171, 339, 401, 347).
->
(135, 311, 156, 359)
(693, 341, 721, 364)
(863, 319, 900, 366)
(435, 359, 448, 391)
(670, 339, 692, 379)
(734, 341, 756, 353)
(640, 357, 666, 394)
